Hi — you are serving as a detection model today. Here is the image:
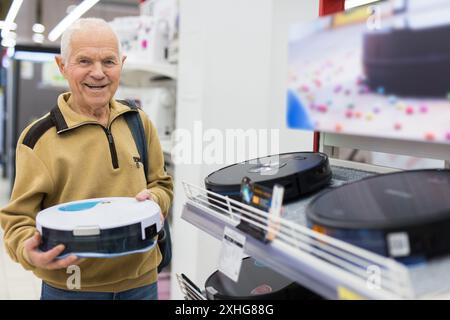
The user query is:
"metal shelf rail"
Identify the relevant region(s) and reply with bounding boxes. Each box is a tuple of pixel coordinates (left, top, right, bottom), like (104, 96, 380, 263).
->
(176, 273, 207, 300)
(181, 178, 415, 300)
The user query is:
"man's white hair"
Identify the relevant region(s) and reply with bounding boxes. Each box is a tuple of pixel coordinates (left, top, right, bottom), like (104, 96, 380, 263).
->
(60, 18, 122, 63)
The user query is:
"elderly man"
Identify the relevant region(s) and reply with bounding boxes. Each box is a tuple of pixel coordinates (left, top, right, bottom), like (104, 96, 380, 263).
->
(0, 18, 173, 300)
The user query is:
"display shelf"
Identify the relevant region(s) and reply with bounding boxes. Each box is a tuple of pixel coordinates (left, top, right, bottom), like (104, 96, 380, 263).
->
(181, 160, 450, 300)
(122, 60, 177, 82)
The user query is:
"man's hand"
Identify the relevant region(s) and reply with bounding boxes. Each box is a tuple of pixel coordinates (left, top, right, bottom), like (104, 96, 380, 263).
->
(24, 233, 79, 270)
(135, 189, 165, 226)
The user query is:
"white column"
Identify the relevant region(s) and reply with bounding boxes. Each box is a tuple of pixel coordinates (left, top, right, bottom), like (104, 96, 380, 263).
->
(170, 0, 317, 299)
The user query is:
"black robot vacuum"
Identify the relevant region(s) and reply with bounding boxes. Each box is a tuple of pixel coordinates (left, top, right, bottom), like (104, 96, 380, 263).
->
(204, 257, 322, 300)
(306, 169, 450, 264)
(205, 152, 332, 204)
(363, 24, 450, 97)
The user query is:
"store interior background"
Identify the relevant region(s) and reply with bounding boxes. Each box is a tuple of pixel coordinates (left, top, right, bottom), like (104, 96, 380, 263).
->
(0, 0, 443, 300)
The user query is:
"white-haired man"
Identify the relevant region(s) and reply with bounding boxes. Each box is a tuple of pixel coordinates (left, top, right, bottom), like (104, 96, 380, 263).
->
(0, 18, 173, 300)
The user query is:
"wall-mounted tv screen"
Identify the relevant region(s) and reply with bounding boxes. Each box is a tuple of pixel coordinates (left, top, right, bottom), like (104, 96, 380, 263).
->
(287, 0, 450, 144)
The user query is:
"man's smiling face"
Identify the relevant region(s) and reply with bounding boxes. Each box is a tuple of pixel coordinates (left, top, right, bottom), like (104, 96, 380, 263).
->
(56, 27, 125, 111)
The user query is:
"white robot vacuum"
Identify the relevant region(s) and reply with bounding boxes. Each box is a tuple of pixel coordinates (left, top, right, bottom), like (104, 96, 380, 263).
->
(36, 197, 162, 258)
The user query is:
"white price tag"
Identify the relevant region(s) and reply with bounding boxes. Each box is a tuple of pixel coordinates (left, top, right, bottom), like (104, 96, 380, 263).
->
(218, 227, 246, 282)
(266, 185, 284, 241)
(387, 232, 410, 257)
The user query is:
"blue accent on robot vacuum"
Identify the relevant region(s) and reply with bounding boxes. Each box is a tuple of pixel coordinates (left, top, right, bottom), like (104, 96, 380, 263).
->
(58, 201, 102, 212)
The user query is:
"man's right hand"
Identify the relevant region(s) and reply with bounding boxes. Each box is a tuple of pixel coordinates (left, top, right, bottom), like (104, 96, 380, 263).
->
(24, 233, 79, 270)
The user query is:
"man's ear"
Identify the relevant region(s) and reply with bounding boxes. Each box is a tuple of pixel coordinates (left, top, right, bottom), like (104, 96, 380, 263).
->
(121, 55, 127, 67)
(55, 55, 66, 77)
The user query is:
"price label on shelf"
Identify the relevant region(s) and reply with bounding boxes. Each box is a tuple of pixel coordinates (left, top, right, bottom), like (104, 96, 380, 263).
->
(218, 227, 246, 282)
(266, 184, 284, 242)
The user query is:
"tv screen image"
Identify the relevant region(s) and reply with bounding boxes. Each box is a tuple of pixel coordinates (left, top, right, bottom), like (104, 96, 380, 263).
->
(287, 0, 450, 144)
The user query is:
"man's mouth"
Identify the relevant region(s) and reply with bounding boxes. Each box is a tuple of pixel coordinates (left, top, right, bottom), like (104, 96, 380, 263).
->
(85, 84, 108, 90)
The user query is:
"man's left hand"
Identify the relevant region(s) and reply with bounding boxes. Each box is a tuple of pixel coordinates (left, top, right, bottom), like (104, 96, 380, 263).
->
(135, 189, 164, 226)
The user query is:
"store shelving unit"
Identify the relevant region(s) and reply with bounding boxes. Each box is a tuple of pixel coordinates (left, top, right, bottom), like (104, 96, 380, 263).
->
(181, 159, 450, 300)
(118, 61, 176, 156)
(120, 59, 177, 89)
(181, 160, 406, 299)
(122, 60, 178, 80)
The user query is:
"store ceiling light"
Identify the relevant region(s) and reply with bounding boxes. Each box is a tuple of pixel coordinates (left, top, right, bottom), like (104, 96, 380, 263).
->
(1, 37, 16, 48)
(1, 0, 23, 38)
(0, 20, 17, 31)
(32, 23, 46, 34)
(48, 0, 100, 42)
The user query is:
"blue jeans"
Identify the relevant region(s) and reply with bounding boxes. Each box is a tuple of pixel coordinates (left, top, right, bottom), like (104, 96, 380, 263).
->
(40, 281, 158, 300)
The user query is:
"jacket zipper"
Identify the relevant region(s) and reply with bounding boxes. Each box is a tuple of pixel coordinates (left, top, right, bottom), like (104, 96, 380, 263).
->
(103, 110, 138, 169)
(57, 109, 138, 170)
(103, 127, 119, 169)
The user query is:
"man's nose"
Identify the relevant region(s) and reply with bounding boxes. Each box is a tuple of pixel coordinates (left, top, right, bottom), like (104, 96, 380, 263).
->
(90, 62, 106, 79)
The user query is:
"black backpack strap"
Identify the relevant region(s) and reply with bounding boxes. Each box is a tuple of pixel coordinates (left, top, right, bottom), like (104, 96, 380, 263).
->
(120, 99, 172, 273)
(120, 100, 149, 178)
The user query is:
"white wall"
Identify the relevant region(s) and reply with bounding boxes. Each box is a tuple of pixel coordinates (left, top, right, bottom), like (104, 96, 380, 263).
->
(170, 0, 318, 299)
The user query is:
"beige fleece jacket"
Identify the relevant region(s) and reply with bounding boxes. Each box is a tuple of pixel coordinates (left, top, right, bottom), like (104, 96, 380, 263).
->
(0, 92, 173, 292)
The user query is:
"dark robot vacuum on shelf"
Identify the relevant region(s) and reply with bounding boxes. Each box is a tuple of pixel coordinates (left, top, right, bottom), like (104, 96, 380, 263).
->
(363, 24, 450, 97)
(306, 169, 450, 264)
(204, 257, 323, 300)
(204, 152, 332, 204)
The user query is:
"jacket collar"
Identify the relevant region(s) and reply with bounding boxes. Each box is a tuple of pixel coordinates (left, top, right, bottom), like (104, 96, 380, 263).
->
(52, 92, 134, 133)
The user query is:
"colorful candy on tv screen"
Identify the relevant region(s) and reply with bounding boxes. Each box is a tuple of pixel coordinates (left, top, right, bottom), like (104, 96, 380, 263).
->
(287, 0, 450, 144)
